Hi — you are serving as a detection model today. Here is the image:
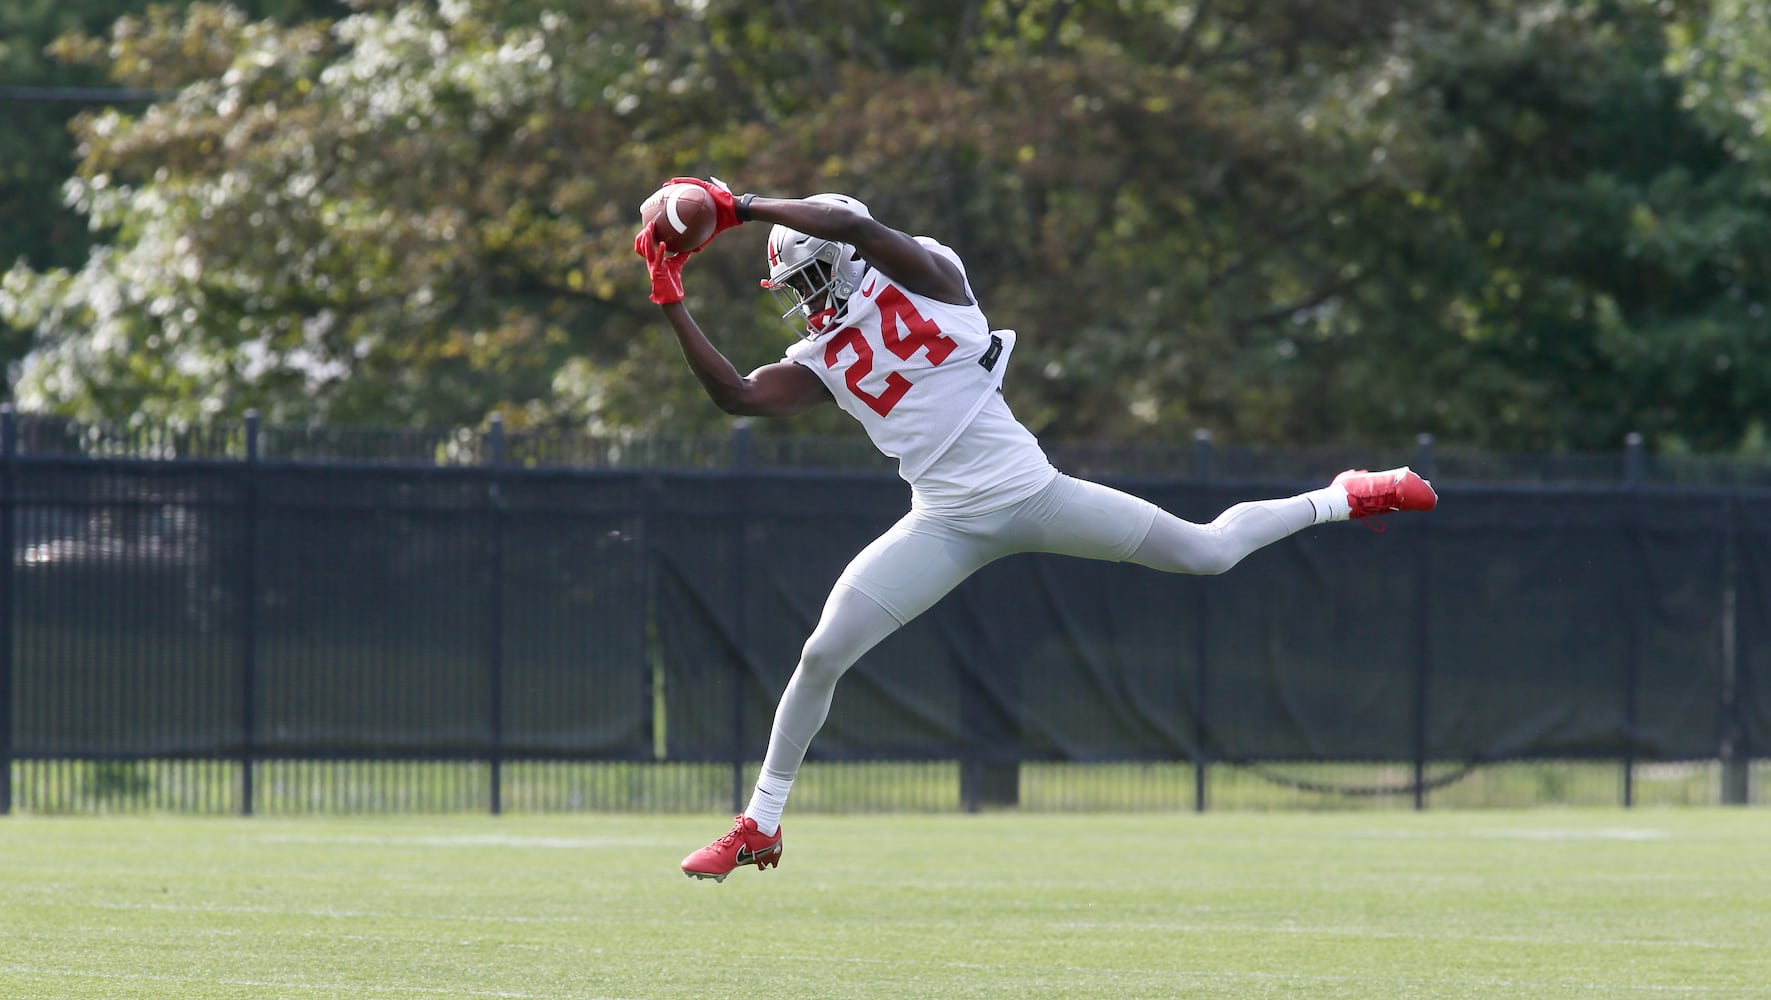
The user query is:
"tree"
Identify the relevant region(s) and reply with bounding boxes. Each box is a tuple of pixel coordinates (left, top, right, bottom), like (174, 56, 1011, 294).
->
(4, 2, 666, 425)
(4, 0, 1769, 455)
(1307, 0, 1771, 451)
(0, 0, 345, 394)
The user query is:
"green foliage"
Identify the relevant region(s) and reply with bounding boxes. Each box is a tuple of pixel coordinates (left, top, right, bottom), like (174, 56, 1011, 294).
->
(2, 0, 1768, 451)
(0, 0, 133, 275)
(0, 0, 139, 371)
(0, 0, 344, 389)
(1333, 0, 1771, 451)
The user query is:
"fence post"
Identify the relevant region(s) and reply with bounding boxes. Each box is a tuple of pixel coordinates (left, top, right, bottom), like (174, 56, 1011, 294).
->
(1622, 433, 1644, 807)
(1414, 432, 1437, 482)
(1193, 429, 1212, 813)
(1720, 492, 1748, 804)
(238, 411, 260, 816)
(1411, 433, 1435, 809)
(485, 414, 507, 816)
(730, 421, 752, 814)
(0, 406, 15, 815)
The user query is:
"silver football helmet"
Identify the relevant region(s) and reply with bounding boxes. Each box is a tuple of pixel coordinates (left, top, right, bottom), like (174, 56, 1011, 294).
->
(761, 193, 871, 338)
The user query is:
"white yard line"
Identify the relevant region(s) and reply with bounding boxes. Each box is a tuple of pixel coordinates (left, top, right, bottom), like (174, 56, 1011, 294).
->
(0, 967, 642, 1000)
(1050, 919, 1742, 949)
(73, 899, 611, 924)
(254, 833, 670, 849)
(768, 955, 1761, 995)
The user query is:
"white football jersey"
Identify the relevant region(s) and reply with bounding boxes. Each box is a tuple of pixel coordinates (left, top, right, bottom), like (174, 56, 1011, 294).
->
(782, 239, 1023, 484)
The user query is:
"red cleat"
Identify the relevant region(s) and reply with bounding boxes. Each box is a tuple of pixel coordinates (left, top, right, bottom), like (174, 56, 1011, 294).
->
(1334, 467, 1438, 521)
(681, 815, 783, 882)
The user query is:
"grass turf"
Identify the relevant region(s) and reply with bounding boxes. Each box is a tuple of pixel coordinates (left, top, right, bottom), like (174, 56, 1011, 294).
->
(2, 809, 1768, 999)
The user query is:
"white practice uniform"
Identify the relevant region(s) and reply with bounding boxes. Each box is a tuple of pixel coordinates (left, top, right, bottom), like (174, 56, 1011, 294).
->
(748, 237, 1322, 824)
(781, 238, 1163, 624)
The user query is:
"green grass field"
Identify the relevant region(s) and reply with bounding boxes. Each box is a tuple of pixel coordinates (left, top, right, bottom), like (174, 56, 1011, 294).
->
(3, 810, 1768, 999)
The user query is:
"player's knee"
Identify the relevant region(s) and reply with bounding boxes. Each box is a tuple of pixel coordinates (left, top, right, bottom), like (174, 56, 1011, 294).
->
(1189, 548, 1242, 576)
(795, 635, 857, 687)
(1135, 538, 1242, 576)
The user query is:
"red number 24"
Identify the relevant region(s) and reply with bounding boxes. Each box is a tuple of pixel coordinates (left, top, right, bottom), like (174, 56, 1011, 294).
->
(823, 285, 959, 417)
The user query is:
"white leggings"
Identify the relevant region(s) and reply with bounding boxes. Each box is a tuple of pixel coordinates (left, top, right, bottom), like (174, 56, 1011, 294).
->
(757, 474, 1318, 784)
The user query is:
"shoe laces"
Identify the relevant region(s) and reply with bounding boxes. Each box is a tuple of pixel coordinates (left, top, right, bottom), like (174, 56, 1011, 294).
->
(1345, 473, 1404, 525)
(1348, 494, 1392, 531)
(712, 816, 749, 849)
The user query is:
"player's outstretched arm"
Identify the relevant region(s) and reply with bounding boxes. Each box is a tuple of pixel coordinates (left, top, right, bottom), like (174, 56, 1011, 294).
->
(742, 196, 970, 306)
(635, 222, 832, 418)
(659, 301, 833, 417)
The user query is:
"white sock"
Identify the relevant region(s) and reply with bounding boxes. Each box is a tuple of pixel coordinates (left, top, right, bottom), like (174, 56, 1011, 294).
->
(1302, 484, 1350, 523)
(744, 770, 794, 836)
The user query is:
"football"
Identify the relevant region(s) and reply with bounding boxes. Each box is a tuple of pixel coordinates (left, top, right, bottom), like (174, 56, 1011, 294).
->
(639, 183, 717, 253)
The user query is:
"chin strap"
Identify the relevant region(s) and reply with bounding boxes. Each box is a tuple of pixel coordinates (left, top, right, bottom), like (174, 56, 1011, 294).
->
(805, 306, 837, 335)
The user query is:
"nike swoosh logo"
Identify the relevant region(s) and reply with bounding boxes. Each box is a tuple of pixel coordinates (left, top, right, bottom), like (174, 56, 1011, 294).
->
(736, 843, 779, 865)
(860, 278, 876, 298)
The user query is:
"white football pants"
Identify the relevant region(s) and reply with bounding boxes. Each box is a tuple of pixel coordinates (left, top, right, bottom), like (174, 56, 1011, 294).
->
(748, 473, 1319, 820)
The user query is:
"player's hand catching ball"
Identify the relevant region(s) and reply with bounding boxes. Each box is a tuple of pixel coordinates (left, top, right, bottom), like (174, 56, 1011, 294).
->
(634, 228, 689, 305)
(637, 177, 744, 254)
(666, 176, 744, 244)
(637, 176, 740, 253)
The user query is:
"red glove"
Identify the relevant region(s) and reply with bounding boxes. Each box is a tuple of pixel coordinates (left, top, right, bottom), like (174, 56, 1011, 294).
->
(634, 228, 688, 304)
(667, 176, 743, 244)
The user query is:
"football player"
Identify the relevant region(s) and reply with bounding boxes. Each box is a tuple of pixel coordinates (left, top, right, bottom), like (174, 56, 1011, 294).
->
(635, 178, 1437, 881)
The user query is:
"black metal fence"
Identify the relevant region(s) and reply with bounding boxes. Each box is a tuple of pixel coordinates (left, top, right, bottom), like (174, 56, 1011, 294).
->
(1, 409, 1766, 814)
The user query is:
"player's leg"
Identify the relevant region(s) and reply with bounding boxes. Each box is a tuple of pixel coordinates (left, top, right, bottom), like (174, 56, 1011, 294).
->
(1128, 492, 1318, 575)
(682, 513, 1000, 881)
(752, 515, 1004, 821)
(678, 583, 900, 882)
(1003, 474, 1315, 574)
(1009, 470, 1432, 575)
(1128, 468, 1435, 571)
(743, 583, 901, 835)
